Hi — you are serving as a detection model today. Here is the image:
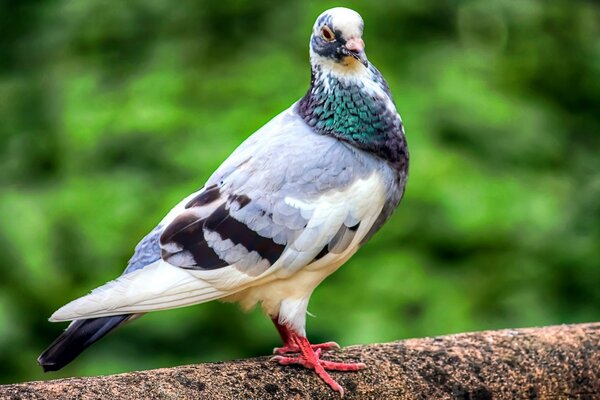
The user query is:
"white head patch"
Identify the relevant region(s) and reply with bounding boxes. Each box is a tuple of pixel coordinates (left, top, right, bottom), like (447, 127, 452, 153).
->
(313, 7, 364, 41)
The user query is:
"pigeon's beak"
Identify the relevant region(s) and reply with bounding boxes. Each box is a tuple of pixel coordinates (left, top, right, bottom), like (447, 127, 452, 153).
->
(343, 37, 368, 67)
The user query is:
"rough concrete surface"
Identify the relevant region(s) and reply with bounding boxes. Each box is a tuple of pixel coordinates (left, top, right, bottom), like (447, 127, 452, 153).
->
(1, 323, 598, 399)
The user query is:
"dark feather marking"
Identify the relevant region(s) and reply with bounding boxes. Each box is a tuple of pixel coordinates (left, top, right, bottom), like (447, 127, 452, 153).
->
(311, 222, 361, 263)
(185, 185, 220, 209)
(160, 213, 200, 245)
(312, 245, 329, 262)
(329, 225, 347, 250)
(38, 315, 132, 372)
(230, 194, 251, 209)
(160, 213, 228, 269)
(205, 204, 285, 265)
(349, 222, 360, 231)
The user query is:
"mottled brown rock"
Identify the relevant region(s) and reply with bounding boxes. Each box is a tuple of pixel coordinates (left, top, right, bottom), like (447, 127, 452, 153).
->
(2, 323, 599, 399)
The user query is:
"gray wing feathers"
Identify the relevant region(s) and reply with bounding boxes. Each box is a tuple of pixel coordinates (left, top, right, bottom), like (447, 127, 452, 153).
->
(125, 107, 401, 278)
(124, 224, 163, 274)
(329, 224, 358, 254)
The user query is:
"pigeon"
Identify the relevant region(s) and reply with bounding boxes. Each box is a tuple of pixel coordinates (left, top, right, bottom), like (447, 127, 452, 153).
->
(38, 7, 409, 396)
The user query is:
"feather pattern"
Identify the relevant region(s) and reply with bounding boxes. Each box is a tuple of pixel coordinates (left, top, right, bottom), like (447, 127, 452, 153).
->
(50, 105, 402, 321)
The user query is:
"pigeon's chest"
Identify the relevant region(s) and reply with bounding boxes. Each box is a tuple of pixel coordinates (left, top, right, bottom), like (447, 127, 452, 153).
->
(226, 169, 392, 315)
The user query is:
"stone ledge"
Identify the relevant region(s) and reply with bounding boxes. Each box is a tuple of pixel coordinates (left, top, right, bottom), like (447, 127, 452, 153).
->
(2, 323, 599, 399)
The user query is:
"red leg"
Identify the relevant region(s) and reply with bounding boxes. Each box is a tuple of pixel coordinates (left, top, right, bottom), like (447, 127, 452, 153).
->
(270, 318, 366, 396)
(272, 317, 296, 351)
(271, 318, 340, 355)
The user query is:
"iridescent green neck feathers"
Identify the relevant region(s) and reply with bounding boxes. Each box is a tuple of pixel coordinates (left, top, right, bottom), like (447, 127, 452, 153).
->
(297, 66, 407, 170)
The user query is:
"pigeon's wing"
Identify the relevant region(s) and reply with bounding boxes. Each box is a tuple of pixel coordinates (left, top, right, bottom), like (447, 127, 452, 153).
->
(124, 225, 163, 274)
(50, 107, 399, 321)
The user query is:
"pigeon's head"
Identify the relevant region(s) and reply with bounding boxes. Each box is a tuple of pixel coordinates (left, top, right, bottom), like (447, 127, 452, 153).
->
(310, 8, 368, 71)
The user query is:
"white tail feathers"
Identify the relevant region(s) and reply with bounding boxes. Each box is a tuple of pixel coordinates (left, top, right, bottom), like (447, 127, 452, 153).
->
(50, 261, 228, 321)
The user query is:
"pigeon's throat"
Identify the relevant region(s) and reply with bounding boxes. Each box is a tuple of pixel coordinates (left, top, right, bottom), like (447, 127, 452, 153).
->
(297, 67, 407, 170)
(298, 68, 399, 141)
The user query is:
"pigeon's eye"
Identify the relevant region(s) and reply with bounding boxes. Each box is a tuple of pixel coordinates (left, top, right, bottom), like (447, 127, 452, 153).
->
(321, 26, 335, 42)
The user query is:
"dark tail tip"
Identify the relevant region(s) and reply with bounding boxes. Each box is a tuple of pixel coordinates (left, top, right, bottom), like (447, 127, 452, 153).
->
(38, 315, 131, 372)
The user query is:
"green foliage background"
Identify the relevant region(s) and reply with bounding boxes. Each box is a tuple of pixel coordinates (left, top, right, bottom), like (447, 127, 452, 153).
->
(1, 0, 599, 384)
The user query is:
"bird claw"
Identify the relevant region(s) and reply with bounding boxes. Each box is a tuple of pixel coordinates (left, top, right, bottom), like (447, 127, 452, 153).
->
(271, 353, 365, 371)
(271, 347, 365, 397)
(272, 340, 341, 355)
(270, 319, 361, 396)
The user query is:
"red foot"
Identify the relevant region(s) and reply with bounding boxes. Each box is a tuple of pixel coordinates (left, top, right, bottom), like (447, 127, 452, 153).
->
(270, 317, 365, 397)
(272, 348, 365, 371)
(273, 341, 340, 355)
(271, 341, 366, 397)
(270, 317, 365, 396)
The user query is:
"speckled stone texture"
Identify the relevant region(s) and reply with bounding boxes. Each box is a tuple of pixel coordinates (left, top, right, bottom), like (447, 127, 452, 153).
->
(2, 323, 599, 399)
